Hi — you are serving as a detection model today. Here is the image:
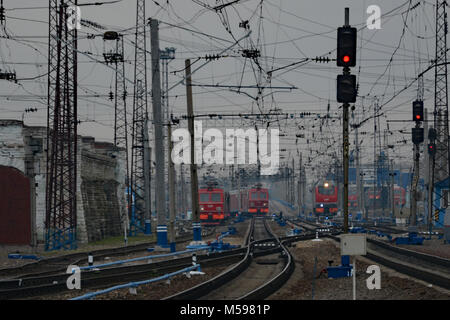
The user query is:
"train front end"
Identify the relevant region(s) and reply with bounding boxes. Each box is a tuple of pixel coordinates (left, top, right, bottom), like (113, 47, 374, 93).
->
(248, 187, 269, 216)
(315, 182, 338, 218)
(199, 188, 225, 225)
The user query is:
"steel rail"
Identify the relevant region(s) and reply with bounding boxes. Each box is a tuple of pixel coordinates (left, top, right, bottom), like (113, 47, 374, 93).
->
(164, 217, 316, 300)
(0, 228, 216, 279)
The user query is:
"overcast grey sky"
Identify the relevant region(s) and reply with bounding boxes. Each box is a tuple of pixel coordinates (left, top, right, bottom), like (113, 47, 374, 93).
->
(0, 0, 440, 181)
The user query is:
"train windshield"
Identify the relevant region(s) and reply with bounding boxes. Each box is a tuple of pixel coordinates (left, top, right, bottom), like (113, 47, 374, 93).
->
(200, 193, 210, 202)
(394, 189, 403, 195)
(259, 192, 267, 199)
(318, 186, 334, 195)
(211, 193, 222, 202)
(251, 192, 258, 199)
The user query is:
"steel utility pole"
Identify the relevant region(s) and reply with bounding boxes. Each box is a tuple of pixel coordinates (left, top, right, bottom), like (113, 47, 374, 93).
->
(373, 99, 378, 220)
(428, 127, 437, 233)
(161, 47, 175, 216)
(298, 154, 302, 215)
(130, 0, 150, 236)
(292, 158, 295, 205)
(46, 0, 78, 250)
(389, 160, 395, 220)
(343, 94, 349, 232)
(186, 59, 203, 244)
(423, 108, 429, 221)
(342, 8, 350, 233)
(180, 164, 186, 216)
(103, 32, 130, 235)
(432, 0, 449, 227)
(411, 100, 425, 225)
(143, 115, 152, 232)
(168, 123, 176, 251)
(411, 133, 420, 226)
(354, 114, 364, 216)
(150, 19, 168, 248)
(336, 8, 357, 233)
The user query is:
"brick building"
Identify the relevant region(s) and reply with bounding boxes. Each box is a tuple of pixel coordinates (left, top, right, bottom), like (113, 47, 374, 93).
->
(0, 120, 127, 247)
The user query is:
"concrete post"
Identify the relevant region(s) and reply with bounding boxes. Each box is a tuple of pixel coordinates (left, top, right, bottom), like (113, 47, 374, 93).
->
(150, 19, 167, 247)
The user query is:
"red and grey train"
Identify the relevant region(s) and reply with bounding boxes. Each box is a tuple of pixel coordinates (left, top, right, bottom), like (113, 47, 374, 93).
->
(199, 184, 270, 225)
(199, 187, 227, 225)
(312, 180, 406, 218)
(313, 181, 339, 217)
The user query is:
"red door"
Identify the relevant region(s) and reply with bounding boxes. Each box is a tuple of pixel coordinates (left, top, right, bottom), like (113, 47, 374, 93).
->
(0, 166, 31, 245)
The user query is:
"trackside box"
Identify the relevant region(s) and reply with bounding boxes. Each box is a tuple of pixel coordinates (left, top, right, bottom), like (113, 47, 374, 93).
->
(340, 234, 367, 256)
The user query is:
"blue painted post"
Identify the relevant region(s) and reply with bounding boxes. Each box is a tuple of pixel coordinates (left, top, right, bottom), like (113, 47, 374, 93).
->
(434, 185, 444, 227)
(193, 222, 202, 241)
(157, 225, 168, 247)
(144, 219, 151, 234)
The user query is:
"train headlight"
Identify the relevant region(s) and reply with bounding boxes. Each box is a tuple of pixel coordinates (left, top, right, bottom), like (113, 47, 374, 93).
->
(320, 203, 324, 208)
(324, 182, 329, 188)
(201, 207, 205, 211)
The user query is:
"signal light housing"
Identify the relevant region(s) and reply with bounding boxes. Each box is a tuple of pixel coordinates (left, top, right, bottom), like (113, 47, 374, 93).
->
(428, 128, 437, 141)
(428, 143, 436, 156)
(337, 74, 357, 103)
(413, 100, 424, 122)
(412, 127, 424, 145)
(337, 27, 357, 67)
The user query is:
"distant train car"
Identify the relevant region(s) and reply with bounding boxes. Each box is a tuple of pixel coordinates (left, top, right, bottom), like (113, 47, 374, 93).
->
(348, 185, 358, 211)
(364, 188, 382, 210)
(314, 181, 338, 217)
(248, 184, 269, 215)
(229, 189, 248, 216)
(199, 186, 226, 225)
(394, 186, 406, 207)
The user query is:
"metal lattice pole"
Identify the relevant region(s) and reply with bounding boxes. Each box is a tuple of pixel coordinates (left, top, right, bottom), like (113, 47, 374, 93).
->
(113, 35, 128, 151)
(103, 32, 130, 232)
(130, 0, 150, 235)
(431, 0, 450, 226)
(46, 0, 78, 250)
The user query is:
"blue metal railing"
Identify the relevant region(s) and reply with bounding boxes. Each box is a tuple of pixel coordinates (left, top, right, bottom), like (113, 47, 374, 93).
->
(70, 264, 201, 300)
(79, 248, 208, 271)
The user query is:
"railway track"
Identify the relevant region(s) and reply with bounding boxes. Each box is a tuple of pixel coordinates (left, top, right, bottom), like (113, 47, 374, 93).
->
(291, 218, 450, 290)
(0, 227, 216, 280)
(0, 247, 245, 299)
(0, 218, 291, 300)
(164, 217, 316, 300)
(327, 234, 450, 290)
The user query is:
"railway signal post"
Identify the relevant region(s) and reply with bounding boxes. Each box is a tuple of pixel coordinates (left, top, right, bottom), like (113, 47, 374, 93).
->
(428, 128, 437, 234)
(337, 8, 357, 233)
(411, 101, 424, 225)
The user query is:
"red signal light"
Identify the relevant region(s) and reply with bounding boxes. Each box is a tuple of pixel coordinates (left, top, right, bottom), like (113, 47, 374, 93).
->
(343, 55, 350, 63)
(416, 115, 421, 120)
